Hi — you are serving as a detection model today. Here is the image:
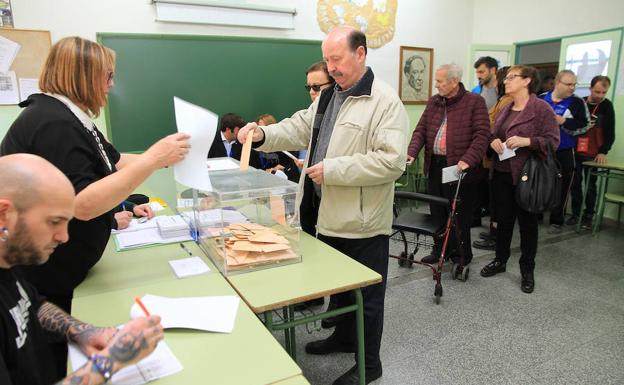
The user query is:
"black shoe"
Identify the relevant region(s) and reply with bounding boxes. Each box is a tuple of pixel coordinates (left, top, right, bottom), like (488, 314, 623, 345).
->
(294, 297, 324, 311)
(332, 365, 382, 385)
(565, 215, 579, 226)
(473, 238, 496, 250)
(521, 272, 534, 293)
(305, 336, 355, 355)
(479, 231, 495, 241)
(420, 254, 439, 264)
(581, 216, 593, 230)
(480, 260, 506, 277)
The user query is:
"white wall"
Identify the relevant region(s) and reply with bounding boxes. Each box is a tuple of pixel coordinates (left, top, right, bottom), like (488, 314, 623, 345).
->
(472, 0, 624, 44)
(11, 0, 474, 99)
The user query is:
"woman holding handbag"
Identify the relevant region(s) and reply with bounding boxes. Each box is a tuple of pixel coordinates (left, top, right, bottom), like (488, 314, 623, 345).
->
(479, 65, 559, 293)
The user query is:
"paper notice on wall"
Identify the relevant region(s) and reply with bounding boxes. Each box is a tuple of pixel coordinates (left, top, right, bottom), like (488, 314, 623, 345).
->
(0, 36, 19, 74)
(0, 70, 19, 104)
(172, 96, 217, 191)
(18, 78, 40, 102)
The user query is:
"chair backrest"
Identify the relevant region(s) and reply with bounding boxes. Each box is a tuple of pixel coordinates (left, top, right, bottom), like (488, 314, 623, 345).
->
(394, 191, 450, 210)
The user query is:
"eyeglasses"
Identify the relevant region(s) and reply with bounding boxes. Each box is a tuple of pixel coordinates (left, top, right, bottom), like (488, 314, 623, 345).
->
(305, 81, 333, 92)
(503, 74, 524, 81)
(107, 71, 114, 83)
(560, 81, 577, 88)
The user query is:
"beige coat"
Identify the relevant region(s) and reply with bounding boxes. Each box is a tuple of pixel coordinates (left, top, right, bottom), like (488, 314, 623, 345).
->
(258, 76, 408, 238)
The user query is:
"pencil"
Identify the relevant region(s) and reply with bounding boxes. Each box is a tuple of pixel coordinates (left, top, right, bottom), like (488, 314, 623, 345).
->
(134, 296, 151, 317)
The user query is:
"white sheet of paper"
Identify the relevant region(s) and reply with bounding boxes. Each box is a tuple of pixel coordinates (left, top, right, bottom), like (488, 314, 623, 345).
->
(18, 78, 39, 102)
(168, 256, 210, 278)
(68, 340, 183, 385)
(498, 143, 517, 161)
(206, 157, 239, 171)
(131, 294, 240, 333)
(442, 165, 460, 184)
(281, 151, 298, 161)
(0, 36, 20, 74)
(173, 97, 217, 191)
(0, 71, 19, 104)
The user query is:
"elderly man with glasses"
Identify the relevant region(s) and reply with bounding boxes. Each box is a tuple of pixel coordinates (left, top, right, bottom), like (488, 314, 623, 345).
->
(539, 69, 590, 234)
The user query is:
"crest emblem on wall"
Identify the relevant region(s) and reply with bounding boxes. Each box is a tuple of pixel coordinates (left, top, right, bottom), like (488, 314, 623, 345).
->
(317, 0, 398, 48)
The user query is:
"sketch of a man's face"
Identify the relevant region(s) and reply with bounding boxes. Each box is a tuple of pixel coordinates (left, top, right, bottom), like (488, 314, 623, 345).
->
(404, 55, 426, 93)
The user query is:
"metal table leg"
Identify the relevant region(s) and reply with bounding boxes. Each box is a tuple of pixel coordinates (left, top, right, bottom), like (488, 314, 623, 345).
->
(355, 288, 365, 385)
(577, 165, 593, 232)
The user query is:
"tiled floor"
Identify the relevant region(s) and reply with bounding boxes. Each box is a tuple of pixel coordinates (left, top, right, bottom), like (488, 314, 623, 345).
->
(273, 219, 624, 385)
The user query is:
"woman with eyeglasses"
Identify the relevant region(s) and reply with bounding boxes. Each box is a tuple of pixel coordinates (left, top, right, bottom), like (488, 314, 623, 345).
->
(305, 61, 335, 102)
(479, 65, 559, 294)
(0, 36, 190, 376)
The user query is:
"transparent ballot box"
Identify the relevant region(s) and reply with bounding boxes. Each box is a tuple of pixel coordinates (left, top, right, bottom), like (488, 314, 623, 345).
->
(182, 158, 301, 275)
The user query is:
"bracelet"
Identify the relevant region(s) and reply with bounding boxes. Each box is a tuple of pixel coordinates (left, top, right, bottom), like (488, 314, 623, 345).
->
(90, 354, 113, 382)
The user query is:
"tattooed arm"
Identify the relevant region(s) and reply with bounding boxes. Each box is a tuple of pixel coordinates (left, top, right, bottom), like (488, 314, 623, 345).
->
(53, 315, 164, 385)
(38, 302, 117, 355)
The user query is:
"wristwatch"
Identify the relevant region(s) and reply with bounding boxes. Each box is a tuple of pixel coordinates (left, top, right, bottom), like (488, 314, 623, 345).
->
(90, 354, 113, 382)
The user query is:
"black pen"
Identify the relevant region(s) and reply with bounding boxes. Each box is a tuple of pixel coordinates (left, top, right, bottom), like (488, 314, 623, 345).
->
(179, 243, 193, 257)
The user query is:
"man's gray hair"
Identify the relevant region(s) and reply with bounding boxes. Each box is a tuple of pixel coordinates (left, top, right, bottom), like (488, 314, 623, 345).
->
(437, 63, 463, 82)
(555, 69, 576, 81)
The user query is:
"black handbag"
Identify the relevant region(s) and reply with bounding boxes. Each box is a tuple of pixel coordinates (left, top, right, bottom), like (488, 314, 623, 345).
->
(515, 142, 562, 213)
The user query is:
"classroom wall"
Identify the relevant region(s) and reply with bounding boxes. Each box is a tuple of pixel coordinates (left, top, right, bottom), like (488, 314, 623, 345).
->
(1, 0, 475, 140)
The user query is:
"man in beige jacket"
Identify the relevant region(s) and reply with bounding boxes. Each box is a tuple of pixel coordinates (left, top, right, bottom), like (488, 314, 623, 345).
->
(238, 26, 408, 385)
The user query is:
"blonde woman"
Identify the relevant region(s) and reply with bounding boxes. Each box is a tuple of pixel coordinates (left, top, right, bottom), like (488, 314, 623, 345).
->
(1, 36, 189, 375)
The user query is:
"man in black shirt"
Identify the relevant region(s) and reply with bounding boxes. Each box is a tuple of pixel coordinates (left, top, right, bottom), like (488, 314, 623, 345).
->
(569, 75, 616, 227)
(0, 154, 163, 385)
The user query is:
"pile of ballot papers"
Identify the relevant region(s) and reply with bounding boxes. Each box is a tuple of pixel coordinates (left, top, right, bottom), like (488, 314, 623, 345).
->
(157, 215, 191, 238)
(221, 223, 298, 267)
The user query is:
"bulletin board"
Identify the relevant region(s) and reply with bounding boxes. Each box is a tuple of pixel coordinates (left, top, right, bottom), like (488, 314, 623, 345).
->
(0, 28, 51, 104)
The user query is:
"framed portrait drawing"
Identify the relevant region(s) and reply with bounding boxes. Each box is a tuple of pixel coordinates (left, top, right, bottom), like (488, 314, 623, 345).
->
(399, 46, 433, 105)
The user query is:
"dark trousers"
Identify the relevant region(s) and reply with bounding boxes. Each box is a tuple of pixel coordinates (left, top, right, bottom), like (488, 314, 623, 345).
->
(550, 148, 575, 225)
(428, 155, 476, 263)
(317, 233, 389, 370)
(493, 171, 538, 274)
(571, 154, 598, 218)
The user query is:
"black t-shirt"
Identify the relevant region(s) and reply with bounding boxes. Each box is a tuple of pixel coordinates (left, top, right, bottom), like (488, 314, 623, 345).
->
(0, 268, 58, 385)
(0, 94, 121, 303)
(583, 97, 615, 155)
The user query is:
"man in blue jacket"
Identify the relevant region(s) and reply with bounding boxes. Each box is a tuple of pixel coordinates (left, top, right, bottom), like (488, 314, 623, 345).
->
(540, 70, 589, 233)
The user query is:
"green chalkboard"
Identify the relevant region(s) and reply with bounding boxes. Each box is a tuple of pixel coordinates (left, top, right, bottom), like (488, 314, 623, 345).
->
(97, 33, 323, 153)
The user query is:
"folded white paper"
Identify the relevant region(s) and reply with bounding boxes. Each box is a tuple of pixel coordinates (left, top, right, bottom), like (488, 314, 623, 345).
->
(131, 294, 239, 333)
(168, 256, 210, 278)
(68, 340, 183, 385)
(498, 143, 517, 161)
(442, 165, 460, 184)
(206, 157, 239, 171)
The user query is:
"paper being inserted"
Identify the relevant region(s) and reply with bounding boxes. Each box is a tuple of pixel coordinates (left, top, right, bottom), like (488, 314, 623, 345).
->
(173, 97, 217, 191)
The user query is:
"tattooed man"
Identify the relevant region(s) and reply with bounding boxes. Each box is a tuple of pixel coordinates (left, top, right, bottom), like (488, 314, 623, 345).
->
(0, 153, 164, 385)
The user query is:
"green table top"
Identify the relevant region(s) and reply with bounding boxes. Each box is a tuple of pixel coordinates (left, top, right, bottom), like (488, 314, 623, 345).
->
(74, 240, 211, 298)
(582, 160, 624, 171)
(275, 375, 312, 385)
(226, 232, 382, 313)
(72, 274, 302, 385)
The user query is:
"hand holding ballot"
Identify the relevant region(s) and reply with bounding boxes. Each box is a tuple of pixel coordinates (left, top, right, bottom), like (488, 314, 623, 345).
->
(237, 122, 264, 143)
(144, 132, 191, 169)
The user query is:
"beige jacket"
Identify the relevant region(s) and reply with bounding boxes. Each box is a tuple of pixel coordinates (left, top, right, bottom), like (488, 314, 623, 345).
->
(258, 69, 408, 238)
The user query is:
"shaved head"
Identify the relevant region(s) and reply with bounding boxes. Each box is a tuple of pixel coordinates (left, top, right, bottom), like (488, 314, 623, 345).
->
(0, 154, 75, 268)
(0, 154, 74, 212)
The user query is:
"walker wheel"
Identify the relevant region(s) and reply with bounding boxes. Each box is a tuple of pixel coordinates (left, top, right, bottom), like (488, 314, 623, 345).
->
(459, 266, 470, 282)
(450, 263, 458, 280)
(398, 252, 406, 266)
(434, 283, 443, 304)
